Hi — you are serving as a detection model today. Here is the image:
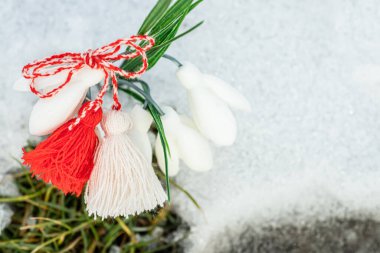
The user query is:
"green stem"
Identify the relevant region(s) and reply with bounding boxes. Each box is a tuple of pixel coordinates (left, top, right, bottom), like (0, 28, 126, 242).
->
(162, 54, 183, 67)
(118, 79, 164, 115)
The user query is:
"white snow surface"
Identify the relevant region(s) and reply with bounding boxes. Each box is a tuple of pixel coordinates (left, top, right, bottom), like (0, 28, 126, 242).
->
(2, 0, 380, 251)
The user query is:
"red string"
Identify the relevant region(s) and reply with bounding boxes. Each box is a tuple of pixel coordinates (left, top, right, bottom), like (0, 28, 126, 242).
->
(22, 35, 154, 111)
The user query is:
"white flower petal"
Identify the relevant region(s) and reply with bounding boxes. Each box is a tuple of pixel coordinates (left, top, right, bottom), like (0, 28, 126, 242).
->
(128, 129, 152, 165)
(128, 105, 153, 164)
(175, 124, 213, 172)
(13, 78, 30, 92)
(14, 68, 71, 92)
(29, 80, 88, 136)
(74, 66, 105, 88)
(130, 105, 153, 132)
(31, 68, 71, 91)
(155, 106, 181, 176)
(180, 115, 197, 129)
(176, 62, 203, 90)
(155, 135, 180, 176)
(189, 87, 237, 146)
(16, 66, 104, 94)
(202, 74, 251, 112)
(160, 106, 182, 134)
(161, 106, 213, 172)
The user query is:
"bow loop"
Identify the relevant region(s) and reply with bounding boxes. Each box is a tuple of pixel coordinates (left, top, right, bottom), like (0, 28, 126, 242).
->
(22, 35, 155, 103)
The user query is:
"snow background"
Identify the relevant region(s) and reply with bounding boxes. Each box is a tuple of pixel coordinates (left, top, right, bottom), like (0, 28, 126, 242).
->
(2, 0, 380, 251)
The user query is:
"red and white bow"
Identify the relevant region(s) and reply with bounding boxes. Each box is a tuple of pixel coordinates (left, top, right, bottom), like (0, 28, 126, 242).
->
(22, 35, 154, 110)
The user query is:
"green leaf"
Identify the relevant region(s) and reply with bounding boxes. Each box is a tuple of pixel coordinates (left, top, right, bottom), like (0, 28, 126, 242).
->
(119, 0, 205, 203)
(137, 81, 172, 202)
(118, 80, 171, 201)
(189, 0, 203, 12)
(150, 0, 193, 35)
(121, 0, 203, 72)
(153, 20, 204, 50)
(138, 0, 172, 35)
(118, 87, 144, 103)
(122, 13, 185, 71)
(148, 105, 171, 202)
(118, 79, 164, 114)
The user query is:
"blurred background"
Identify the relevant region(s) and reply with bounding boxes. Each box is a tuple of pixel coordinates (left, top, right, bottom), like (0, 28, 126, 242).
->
(2, 0, 380, 252)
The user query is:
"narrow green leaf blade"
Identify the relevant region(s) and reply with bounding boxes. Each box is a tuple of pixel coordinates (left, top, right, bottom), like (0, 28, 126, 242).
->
(189, 0, 203, 12)
(148, 105, 171, 201)
(138, 0, 172, 35)
(118, 87, 145, 103)
(119, 80, 171, 201)
(121, 0, 203, 72)
(150, 0, 193, 35)
(153, 20, 204, 50)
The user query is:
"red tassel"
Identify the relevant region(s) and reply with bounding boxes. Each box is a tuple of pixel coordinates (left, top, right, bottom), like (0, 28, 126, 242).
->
(23, 101, 102, 196)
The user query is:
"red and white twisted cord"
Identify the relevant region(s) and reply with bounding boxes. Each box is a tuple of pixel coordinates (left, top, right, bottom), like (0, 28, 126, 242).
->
(22, 35, 154, 129)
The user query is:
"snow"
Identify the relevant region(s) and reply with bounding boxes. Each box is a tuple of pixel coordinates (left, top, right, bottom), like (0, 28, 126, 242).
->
(2, 0, 380, 251)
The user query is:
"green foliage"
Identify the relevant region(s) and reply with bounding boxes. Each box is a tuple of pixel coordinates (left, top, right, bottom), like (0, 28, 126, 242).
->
(133, 80, 172, 202)
(138, 0, 172, 35)
(118, 79, 171, 201)
(0, 1, 206, 251)
(0, 164, 191, 253)
(121, 0, 203, 71)
(117, 79, 203, 209)
(119, 0, 203, 202)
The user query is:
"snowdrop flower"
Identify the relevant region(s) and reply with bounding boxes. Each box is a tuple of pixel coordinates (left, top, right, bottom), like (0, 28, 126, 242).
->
(177, 62, 251, 146)
(128, 105, 153, 164)
(155, 106, 213, 176)
(14, 66, 105, 136)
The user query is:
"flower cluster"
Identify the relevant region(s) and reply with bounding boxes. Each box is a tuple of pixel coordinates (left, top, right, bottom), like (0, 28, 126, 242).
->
(153, 61, 251, 176)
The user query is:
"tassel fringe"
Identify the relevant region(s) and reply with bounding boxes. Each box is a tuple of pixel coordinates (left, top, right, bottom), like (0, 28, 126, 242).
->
(23, 102, 102, 196)
(85, 110, 167, 218)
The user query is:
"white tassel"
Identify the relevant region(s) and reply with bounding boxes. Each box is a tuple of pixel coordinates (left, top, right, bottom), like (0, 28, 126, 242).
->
(85, 110, 167, 219)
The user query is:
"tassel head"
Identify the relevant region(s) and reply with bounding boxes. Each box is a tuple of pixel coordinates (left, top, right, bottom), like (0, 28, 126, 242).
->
(102, 110, 133, 135)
